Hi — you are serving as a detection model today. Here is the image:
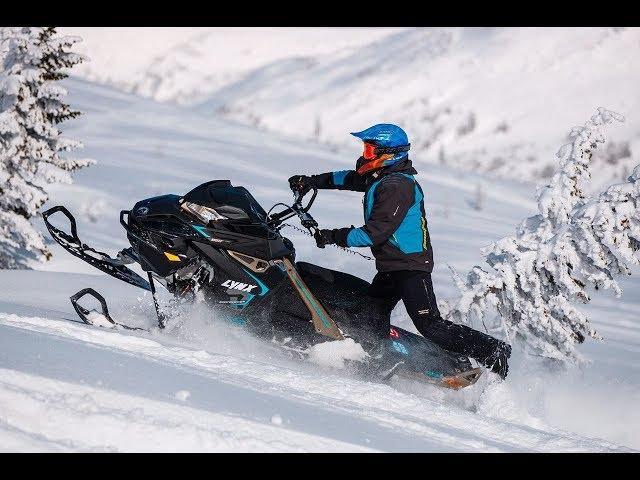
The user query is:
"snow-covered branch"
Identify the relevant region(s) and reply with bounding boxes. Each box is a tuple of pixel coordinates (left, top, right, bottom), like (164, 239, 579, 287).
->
(445, 108, 639, 361)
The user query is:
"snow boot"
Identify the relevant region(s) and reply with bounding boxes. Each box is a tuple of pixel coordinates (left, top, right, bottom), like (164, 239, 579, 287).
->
(415, 318, 512, 380)
(480, 342, 511, 379)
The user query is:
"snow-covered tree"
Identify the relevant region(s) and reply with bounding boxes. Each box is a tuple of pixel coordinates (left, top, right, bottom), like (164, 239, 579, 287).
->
(444, 108, 640, 361)
(0, 27, 93, 268)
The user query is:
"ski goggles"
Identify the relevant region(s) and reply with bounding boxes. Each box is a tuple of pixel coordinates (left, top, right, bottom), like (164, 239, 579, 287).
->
(362, 142, 379, 160)
(362, 142, 411, 160)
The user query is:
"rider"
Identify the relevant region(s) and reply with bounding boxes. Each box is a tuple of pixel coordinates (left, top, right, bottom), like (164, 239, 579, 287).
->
(288, 123, 511, 378)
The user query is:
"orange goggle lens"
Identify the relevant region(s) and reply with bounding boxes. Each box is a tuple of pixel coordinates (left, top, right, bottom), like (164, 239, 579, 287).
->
(363, 142, 378, 160)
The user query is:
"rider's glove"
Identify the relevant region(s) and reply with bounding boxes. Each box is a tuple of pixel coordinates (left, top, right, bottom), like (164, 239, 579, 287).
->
(315, 227, 352, 248)
(288, 175, 316, 195)
(314, 229, 336, 248)
(331, 227, 353, 248)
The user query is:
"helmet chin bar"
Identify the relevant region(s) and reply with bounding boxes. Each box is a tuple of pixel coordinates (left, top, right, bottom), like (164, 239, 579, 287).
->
(356, 155, 391, 175)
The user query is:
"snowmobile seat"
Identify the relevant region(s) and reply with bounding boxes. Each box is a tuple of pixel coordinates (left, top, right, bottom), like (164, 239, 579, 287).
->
(295, 261, 390, 338)
(296, 261, 371, 296)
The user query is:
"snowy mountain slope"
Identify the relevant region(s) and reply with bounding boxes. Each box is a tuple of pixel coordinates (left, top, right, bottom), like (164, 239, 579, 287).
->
(61, 27, 403, 104)
(59, 27, 640, 188)
(1, 78, 639, 451)
(194, 27, 640, 189)
(53, 28, 210, 92)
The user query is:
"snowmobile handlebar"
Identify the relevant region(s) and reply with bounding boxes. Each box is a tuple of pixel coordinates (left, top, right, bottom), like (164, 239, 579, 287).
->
(267, 187, 318, 232)
(294, 187, 318, 214)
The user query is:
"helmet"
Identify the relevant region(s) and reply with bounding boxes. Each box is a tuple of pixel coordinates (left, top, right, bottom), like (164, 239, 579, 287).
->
(351, 123, 410, 175)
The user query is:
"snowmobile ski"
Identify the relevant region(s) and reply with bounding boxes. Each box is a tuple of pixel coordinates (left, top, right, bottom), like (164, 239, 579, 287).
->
(43, 206, 151, 291)
(70, 288, 148, 331)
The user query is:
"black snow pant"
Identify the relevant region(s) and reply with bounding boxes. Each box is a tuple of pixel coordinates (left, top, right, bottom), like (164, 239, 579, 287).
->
(369, 270, 505, 365)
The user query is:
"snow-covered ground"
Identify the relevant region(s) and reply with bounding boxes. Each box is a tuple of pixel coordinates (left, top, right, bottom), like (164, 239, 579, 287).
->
(1, 78, 639, 452)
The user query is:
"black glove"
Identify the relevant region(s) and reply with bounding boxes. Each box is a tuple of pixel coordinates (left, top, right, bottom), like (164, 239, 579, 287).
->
(288, 175, 316, 195)
(314, 229, 336, 248)
(314, 227, 353, 248)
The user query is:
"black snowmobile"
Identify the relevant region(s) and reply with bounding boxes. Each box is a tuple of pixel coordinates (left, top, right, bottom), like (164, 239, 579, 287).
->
(43, 180, 482, 389)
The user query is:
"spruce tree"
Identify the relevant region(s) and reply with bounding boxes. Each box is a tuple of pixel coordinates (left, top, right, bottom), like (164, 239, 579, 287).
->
(0, 27, 93, 268)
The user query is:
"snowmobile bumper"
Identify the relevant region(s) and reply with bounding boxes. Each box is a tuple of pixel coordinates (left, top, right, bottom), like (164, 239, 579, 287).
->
(42, 205, 151, 291)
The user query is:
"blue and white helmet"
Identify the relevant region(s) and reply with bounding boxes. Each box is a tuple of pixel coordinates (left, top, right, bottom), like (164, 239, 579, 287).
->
(351, 123, 410, 174)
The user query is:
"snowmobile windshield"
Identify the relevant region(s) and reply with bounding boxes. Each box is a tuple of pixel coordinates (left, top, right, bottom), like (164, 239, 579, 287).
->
(181, 180, 268, 224)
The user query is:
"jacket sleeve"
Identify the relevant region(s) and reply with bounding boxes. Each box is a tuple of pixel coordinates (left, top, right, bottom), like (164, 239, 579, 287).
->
(333, 175, 415, 248)
(312, 170, 367, 192)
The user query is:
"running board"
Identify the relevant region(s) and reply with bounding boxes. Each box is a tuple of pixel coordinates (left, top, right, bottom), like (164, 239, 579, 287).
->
(42, 206, 151, 291)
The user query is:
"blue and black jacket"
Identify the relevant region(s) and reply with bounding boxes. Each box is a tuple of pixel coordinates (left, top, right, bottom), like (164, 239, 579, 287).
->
(312, 159, 433, 273)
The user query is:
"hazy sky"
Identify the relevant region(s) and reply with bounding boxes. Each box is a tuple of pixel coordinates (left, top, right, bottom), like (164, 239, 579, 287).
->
(60, 27, 404, 83)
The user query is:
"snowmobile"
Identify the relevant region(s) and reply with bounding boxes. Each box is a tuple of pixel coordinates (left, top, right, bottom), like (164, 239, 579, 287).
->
(43, 180, 482, 389)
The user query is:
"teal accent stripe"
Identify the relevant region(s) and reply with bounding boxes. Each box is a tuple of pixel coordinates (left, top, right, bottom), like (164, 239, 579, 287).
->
(224, 268, 269, 311)
(291, 274, 331, 329)
(332, 170, 349, 186)
(242, 269, 269, 296)
(364, 178, 382, 220)
(228, 316, 247, 326)
(346, 227, 373, 247)
(234, 293, 255, 309)
(192, 225, 211, 238)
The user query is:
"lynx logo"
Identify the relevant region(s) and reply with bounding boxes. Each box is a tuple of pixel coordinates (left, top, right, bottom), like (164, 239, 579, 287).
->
(221, 279, 258, 293)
